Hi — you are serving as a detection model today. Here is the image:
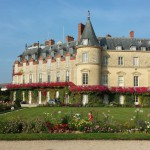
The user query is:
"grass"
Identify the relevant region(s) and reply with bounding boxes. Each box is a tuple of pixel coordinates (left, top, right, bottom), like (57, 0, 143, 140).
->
(0, 133, 150, 140)
(0, 107, 150, 140)
(0, 107, 149, 123)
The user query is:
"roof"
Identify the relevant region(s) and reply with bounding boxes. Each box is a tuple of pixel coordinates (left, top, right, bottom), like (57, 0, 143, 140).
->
(78, 16, 99, 47)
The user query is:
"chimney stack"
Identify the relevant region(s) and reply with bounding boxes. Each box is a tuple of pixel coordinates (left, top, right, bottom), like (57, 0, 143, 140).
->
(66, 35, 74, 43)
(45, 39, 55, 46)
(106, 34, 111, 37)
(78, 23, 85, 41)
(130, 31, 134, 38)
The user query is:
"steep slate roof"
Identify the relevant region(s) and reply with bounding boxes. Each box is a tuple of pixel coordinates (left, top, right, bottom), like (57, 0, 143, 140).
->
(99, 37, 150, 50)
(18, 16, 150, 61)
(78, 15, 99, 47)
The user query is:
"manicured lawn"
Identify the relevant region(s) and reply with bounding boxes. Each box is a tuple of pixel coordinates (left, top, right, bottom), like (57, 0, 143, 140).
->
(0, 133, 150, 140)
(0, 107, 149, 123)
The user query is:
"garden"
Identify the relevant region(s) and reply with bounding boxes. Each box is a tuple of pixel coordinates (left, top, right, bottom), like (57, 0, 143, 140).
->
(0, 107, 150, 140)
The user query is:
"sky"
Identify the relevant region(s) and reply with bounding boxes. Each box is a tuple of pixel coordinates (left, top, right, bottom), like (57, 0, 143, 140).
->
(0, 0, 150, 83)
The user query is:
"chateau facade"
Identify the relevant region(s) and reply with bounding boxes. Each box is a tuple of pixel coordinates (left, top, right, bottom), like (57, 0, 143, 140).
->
(9, 14, 150, 106)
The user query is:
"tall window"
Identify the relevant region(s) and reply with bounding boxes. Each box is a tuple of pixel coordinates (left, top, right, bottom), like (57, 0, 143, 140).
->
(102, 75, 108, 86)
(82, 73, 88, 85)
(29, 74, 32, 83)
(47, 59, 51, 69)
(23, 75, 25, 84)
(39, 73, 42, 83)
(56, 58, 60, 68)
(133, 57, 139, 66)
(66, 71, 69, 82)
(134, 76, 139, 87)
(47, 74, 50, 82)
(118, 57, 123, 65)
(82, 53, 88, 63)
(118, 76, 124, 87)
(56, 72, 60, 82)
(103, 56, 108, 65)
(66, 57, 69, 67)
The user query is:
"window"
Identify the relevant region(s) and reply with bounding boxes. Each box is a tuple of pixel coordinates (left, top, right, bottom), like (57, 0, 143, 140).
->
(103, 56, 108, 65)
(134, 95, 139, 105)
(118, 57, 123, 65)
(66, 57, 69, 67)
(141, 47, 146, 51)
(25, 55, 29, 60)
(118, 76, 124, 87)
(23, 75, 25, 84)
(82, 39, 88, 45)
(39, 73, 42, 83)
(82, 53, 88, 63)
(47, 59, 51, 69)
(66, 71, 69, 82)
(134, 76, 139, 87)
(130, 46, 136, 50)
(32, 54, 36, 60)
(116, 46, 122, 50)
(82, 73, 88, 85)
(133, 57, 139, 67)
(56, 58, 60, 68)
(82, 95, 88, 106)
(56, 72, 60, 82)
(47, 74, 50, 82)
(29, 74, 32, 83)
(102, 75, 108, 86)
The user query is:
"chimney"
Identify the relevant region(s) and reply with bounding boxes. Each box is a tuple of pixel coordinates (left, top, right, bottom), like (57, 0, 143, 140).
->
(130, 31, 134, 38)
(78, 23, 85, 41)
(66, 35, 74, 43)
(45, 39, 55, 46)
(106, 34, 111, 37)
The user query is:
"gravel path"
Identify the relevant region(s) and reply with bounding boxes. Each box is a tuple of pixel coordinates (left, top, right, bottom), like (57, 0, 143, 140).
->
(0, 140, 150, 150)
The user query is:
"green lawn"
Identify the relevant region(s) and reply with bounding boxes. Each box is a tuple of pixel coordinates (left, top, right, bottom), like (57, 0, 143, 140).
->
(0, 107, 150, 123)
(1, 133, 150, 140)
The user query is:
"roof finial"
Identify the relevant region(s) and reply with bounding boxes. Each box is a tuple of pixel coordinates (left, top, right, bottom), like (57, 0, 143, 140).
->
(88, 10, 90, 20)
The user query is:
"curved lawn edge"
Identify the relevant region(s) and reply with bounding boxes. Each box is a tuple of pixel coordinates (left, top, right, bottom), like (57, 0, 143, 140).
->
(0, 133, 150, 140)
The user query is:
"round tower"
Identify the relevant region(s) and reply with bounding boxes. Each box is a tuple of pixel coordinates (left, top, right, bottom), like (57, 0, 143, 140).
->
(76, 12, 101, 86)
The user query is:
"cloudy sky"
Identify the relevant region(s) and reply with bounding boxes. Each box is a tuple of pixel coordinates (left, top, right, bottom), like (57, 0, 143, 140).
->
(0, 0, 150, 83)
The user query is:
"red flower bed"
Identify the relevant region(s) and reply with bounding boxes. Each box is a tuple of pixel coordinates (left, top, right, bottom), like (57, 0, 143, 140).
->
(6, 82, 75, 89)
(70, 85, 109, 93)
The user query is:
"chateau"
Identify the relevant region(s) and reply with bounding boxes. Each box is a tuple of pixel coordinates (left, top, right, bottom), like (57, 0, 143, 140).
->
(7, 13, 150, 106)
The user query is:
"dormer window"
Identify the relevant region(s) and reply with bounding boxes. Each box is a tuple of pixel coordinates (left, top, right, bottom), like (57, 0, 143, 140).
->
(130, 46, 136, 50)
(25, 55, 29, 60)
(116, 46, 122, 50)
(141, 47, 146, 51)
(82, 39, 88, 46)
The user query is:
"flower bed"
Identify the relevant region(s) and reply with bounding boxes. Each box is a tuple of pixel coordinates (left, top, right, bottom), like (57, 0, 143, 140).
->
(0, 108, 150, 134)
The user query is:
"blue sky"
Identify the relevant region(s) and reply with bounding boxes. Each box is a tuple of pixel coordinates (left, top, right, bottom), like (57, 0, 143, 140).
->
(0, 0, 150, 83)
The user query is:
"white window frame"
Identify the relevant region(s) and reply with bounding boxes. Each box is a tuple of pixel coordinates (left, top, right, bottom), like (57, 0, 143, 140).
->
(29, 74, 32, 83)
(118, 57, 123, 65)
(39, 73, 42, 83)
(134, 76, 139, 87)
(56, 72, 60, 82)
(134, 95, 139, 105)
(47, 74, 50, 82)
(130, 46, 136, 50)
(103, 56, 108, 65)
(82, 39, 88, 45)
(82, 73, 88, 85)
(82, 53, 88, 63)
(102, 75, 108, 86)
(116, 46, 122, 50)
(118, 76, 124, 87)
(23, 75, 25, 84)
(66, 70, 69, 82)
(133, 57, 139, 67)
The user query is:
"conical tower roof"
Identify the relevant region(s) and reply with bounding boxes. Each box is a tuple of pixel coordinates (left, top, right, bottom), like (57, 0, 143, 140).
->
(79, 12, 99, 47)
